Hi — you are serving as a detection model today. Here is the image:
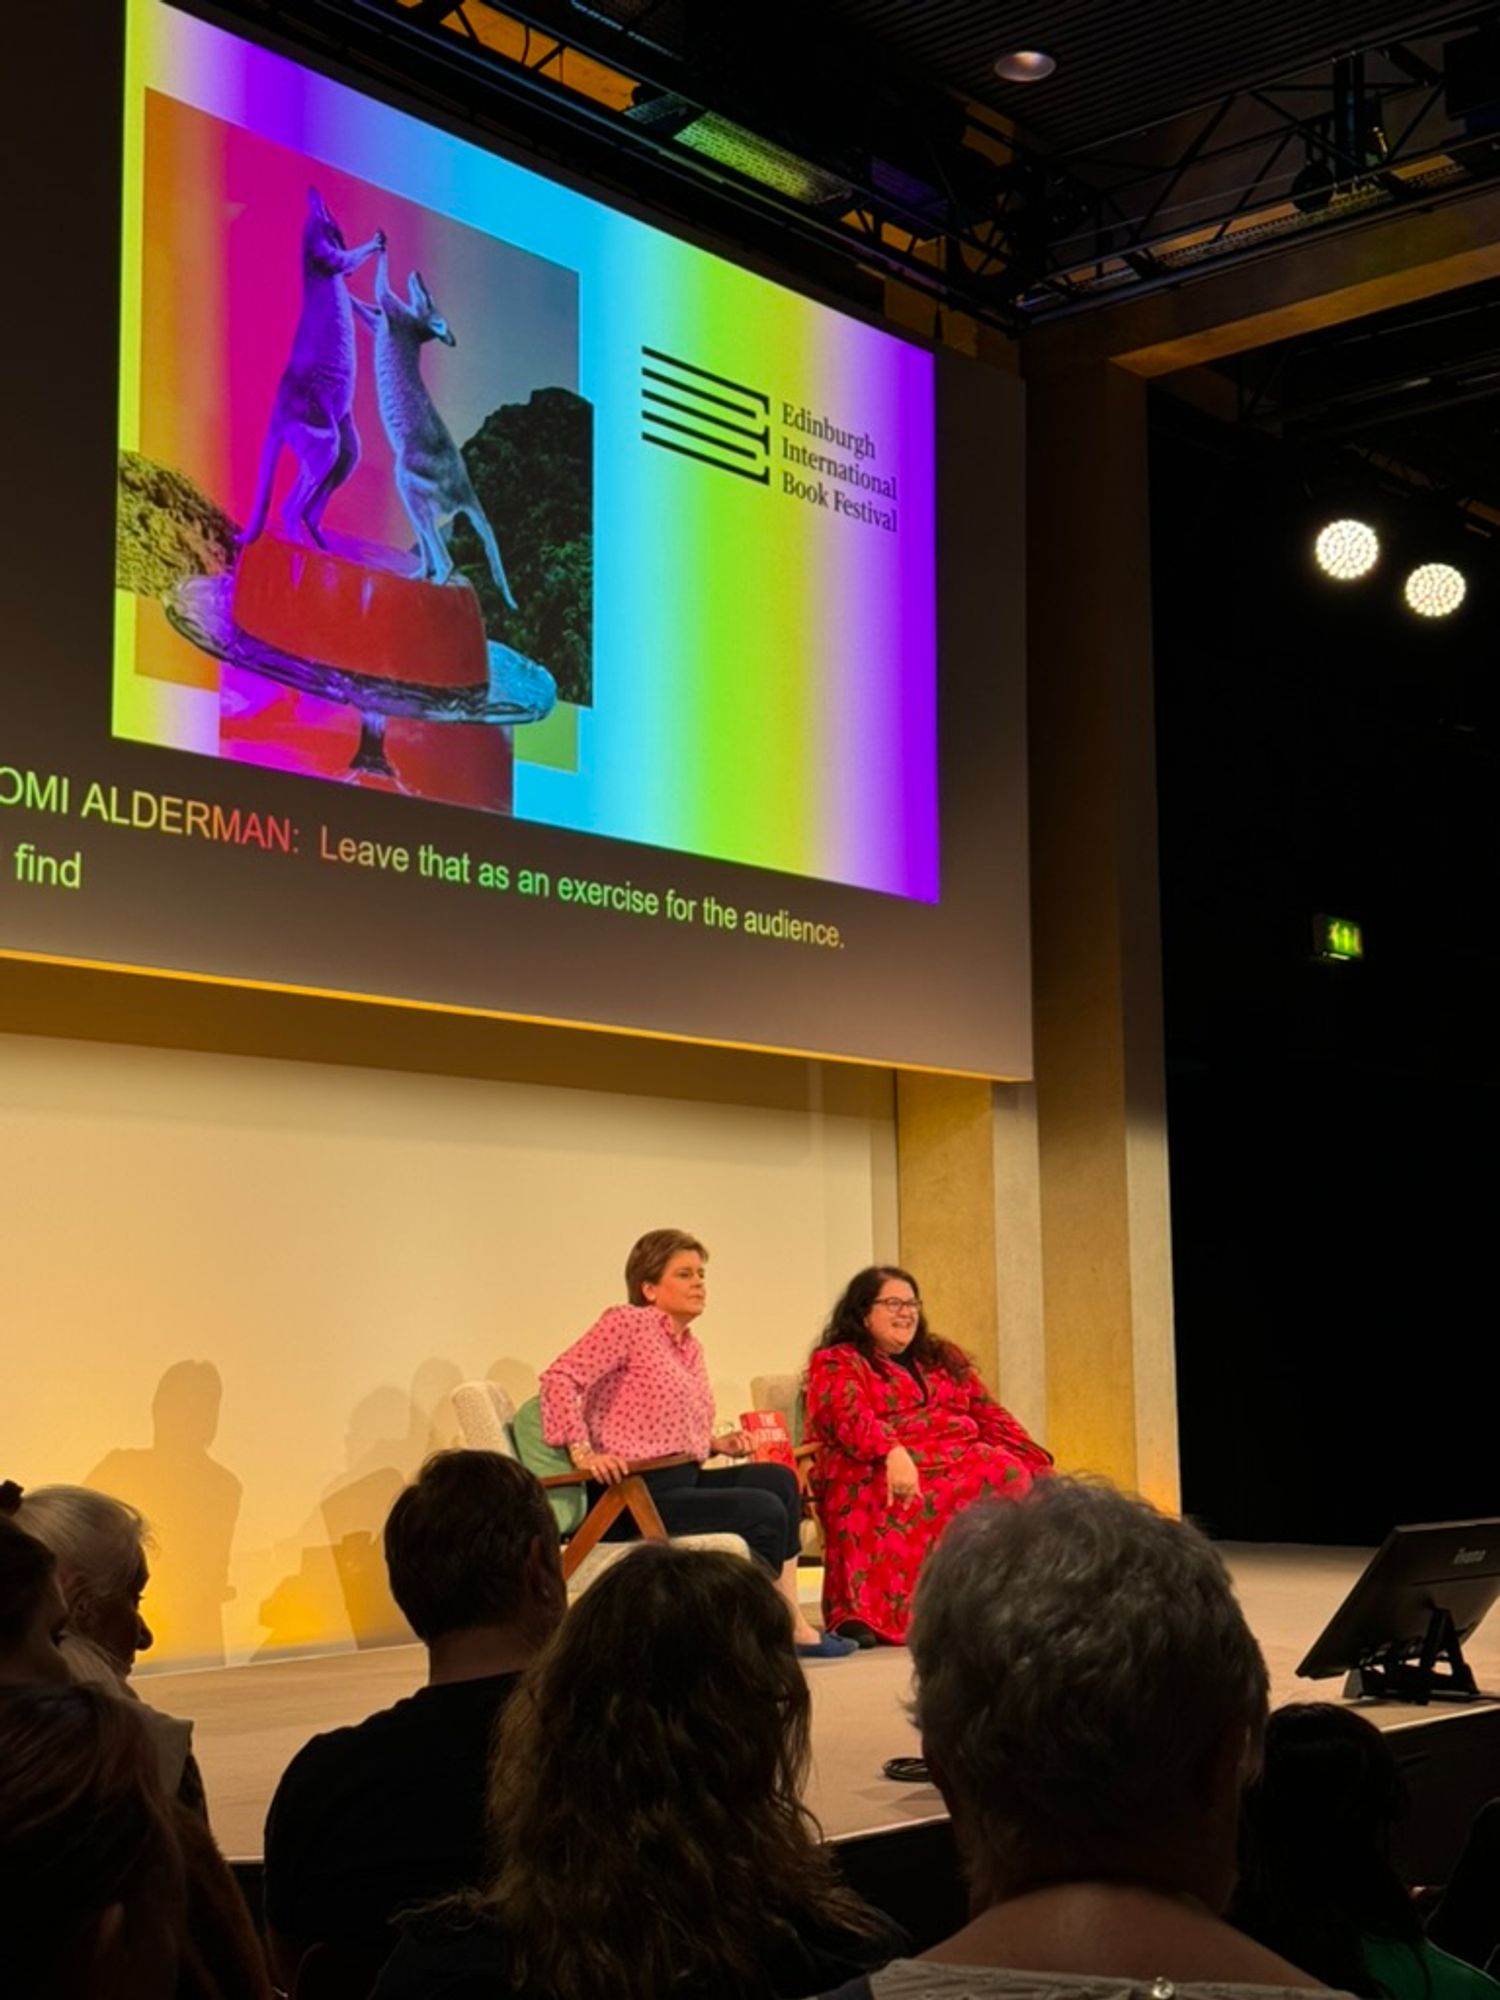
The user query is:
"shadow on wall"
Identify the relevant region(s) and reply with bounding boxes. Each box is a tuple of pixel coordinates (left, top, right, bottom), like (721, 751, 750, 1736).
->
(86, 1360, 243, 1671)
(483, 1357, 539, 1416)
(253, 1358, 464, 1660)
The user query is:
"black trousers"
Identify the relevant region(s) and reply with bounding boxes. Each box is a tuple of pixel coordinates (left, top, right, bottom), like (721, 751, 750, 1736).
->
(591, 1460, 801, 1573)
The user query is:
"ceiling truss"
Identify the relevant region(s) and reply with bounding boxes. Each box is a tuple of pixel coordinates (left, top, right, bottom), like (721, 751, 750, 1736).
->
(200, 0, 1500, 334)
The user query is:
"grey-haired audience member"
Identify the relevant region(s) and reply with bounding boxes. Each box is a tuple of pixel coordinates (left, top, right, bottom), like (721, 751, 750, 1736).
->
(12, 1482, 200, 1804)
(11, 1484, 157, 1683)
(819, 1476, 1334, 2000)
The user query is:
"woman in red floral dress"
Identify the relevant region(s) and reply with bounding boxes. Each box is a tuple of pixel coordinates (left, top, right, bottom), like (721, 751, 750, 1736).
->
(805, 1266, 1052, 1646)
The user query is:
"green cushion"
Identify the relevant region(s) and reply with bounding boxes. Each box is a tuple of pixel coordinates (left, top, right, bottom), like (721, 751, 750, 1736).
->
(792, 1385, 808, 1447)
(512, 1394, 586, 1537)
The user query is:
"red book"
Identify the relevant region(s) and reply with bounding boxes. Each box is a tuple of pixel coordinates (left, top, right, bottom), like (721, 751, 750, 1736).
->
(739, 1409, 795, 1472)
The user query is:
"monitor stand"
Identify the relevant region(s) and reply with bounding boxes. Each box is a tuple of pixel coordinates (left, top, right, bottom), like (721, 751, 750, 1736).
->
(1343, 1606, 1494, 1704)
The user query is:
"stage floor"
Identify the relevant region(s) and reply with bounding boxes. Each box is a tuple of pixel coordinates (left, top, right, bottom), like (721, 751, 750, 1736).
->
(139, 1542, 1500, 1863)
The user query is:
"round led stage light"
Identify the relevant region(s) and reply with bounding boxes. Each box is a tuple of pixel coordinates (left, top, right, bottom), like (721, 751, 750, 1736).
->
(1313, 517, 1380, 581)
(1403, 561, 1466, 618)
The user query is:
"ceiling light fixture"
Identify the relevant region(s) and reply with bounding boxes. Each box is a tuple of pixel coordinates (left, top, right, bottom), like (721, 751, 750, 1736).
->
(993, 49, 1057, 84)
(626, 94, 854, 206)
(1403, 561, 1467, 618)
(1313, 517, 1380, 581)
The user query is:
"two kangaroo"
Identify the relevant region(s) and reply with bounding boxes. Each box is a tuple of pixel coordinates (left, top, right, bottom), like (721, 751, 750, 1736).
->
(241, 189, 384, 549)
(244, 194, 516, 613)
(354, 252, 516, 609)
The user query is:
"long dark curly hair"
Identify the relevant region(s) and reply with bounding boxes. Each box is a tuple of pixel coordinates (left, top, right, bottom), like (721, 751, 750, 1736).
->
(470, 1543, 889, 2000)
(815, 1265, 968, 1379)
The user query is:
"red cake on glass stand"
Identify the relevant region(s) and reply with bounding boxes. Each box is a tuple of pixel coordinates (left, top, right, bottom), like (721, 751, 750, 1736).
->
(170, 530, 555, 811)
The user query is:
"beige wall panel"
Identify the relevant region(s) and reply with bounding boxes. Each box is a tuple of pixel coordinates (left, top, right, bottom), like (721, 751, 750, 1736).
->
(0, 1030, 892, 1668)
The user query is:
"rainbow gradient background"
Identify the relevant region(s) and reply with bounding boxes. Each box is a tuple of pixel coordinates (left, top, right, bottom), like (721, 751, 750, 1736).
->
(118, 0, 938, 900)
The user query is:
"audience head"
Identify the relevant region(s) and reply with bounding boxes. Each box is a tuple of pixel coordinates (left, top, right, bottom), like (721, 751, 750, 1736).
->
(11, 1484, 153, 1680)
(1230, 1702, 1419, 1996)
(624, 1227, 707, 1308)
(384, 1449, 563, 1647)
(817, 1264, 962, 1376)
(911, 1476, 1269, 1910)
(0, 1680, 185, 1998)
(0, 1487, 70, 1686)
(481, 1542, 879, 2000)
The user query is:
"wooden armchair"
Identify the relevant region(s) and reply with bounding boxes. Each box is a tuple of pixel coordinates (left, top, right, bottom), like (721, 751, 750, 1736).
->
(450, 1381, 748, 1589)
(533, 1451, 690, 1581)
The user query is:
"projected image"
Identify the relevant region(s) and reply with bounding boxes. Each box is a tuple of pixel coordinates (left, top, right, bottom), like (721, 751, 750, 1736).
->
(117, 97, 588, 813)
(116, 0, 938, 898)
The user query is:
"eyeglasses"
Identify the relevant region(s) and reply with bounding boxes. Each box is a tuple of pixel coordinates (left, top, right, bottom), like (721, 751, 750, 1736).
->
(872, 1297, 921, 1316)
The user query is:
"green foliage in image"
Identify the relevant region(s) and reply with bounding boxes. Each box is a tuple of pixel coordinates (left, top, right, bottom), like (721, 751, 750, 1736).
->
(453, 386, 594, 706)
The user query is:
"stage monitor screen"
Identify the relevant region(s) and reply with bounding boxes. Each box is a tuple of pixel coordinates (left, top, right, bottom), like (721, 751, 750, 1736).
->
(1, 0, 1030, 1076)
(1297, 1517, 1500, 1702)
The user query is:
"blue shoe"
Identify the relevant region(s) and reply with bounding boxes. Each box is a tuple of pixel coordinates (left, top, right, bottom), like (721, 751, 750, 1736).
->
(797, 1629, 858, 1659)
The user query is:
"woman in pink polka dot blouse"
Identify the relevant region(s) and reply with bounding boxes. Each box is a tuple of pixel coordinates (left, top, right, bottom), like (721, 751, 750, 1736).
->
(540, 1228, 855, 1659)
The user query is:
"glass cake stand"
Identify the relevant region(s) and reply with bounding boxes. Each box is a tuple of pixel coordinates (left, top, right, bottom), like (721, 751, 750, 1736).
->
(168, 572, 556, 784)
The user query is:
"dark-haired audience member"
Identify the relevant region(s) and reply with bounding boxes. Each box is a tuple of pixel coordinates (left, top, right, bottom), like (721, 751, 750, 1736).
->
(1, 1679, 184, 1998)
(805, 1266, 1051, 1646)
(1231, 1702, 1500, 2000)
(0, 1680, 272, 2000)
(819, 1478, 1328, 1999)
(373, 1542, 896, 2000)
(0, 1491, 70, 1685)
(263, 1449, 566, 1989)
(1426, 1800, 1500, 1976)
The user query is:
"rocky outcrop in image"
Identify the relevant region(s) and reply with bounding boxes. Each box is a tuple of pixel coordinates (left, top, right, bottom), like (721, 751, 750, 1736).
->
(117, 450, 239, 599)
(453, 386, 594, 707)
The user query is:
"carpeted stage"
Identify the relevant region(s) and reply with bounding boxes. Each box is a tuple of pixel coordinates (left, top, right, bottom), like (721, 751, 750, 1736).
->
(144, 1542, 1500, 1896)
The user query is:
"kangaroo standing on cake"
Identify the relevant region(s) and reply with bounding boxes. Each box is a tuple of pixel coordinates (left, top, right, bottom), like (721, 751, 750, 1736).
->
(240, 189, 385, 550)
(354, 253, 518, 608)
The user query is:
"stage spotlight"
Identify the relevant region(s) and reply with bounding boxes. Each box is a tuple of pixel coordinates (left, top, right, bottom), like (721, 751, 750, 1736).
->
(1313, 517, 1380, 580)
(1403, 561, 1467, 618)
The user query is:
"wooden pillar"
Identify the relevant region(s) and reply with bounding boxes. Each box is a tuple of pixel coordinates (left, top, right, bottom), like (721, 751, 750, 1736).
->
(1026, 361, 1179, 1508)
(895, 1072, 1001, 1390)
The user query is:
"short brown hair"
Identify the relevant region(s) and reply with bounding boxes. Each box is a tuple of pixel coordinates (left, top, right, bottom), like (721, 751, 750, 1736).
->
(624, 1229, 707, 1306)
(384, 1451, 560, 1642)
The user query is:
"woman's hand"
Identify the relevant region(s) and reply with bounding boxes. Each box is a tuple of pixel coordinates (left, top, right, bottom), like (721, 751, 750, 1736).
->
(886, 1444, 921, 1503)
(570, 1445, 630, 1486)
(711, 1429, 753, 1458)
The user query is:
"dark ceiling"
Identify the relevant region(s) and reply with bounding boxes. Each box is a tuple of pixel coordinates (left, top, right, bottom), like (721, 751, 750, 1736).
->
(1220, 273, 1500, 517)
(233, 0, 1500, 325)
(827, 0, 1465, 153)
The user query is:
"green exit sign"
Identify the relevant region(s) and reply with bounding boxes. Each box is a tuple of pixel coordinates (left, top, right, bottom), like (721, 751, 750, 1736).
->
(1314, 914, 1364, 962)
